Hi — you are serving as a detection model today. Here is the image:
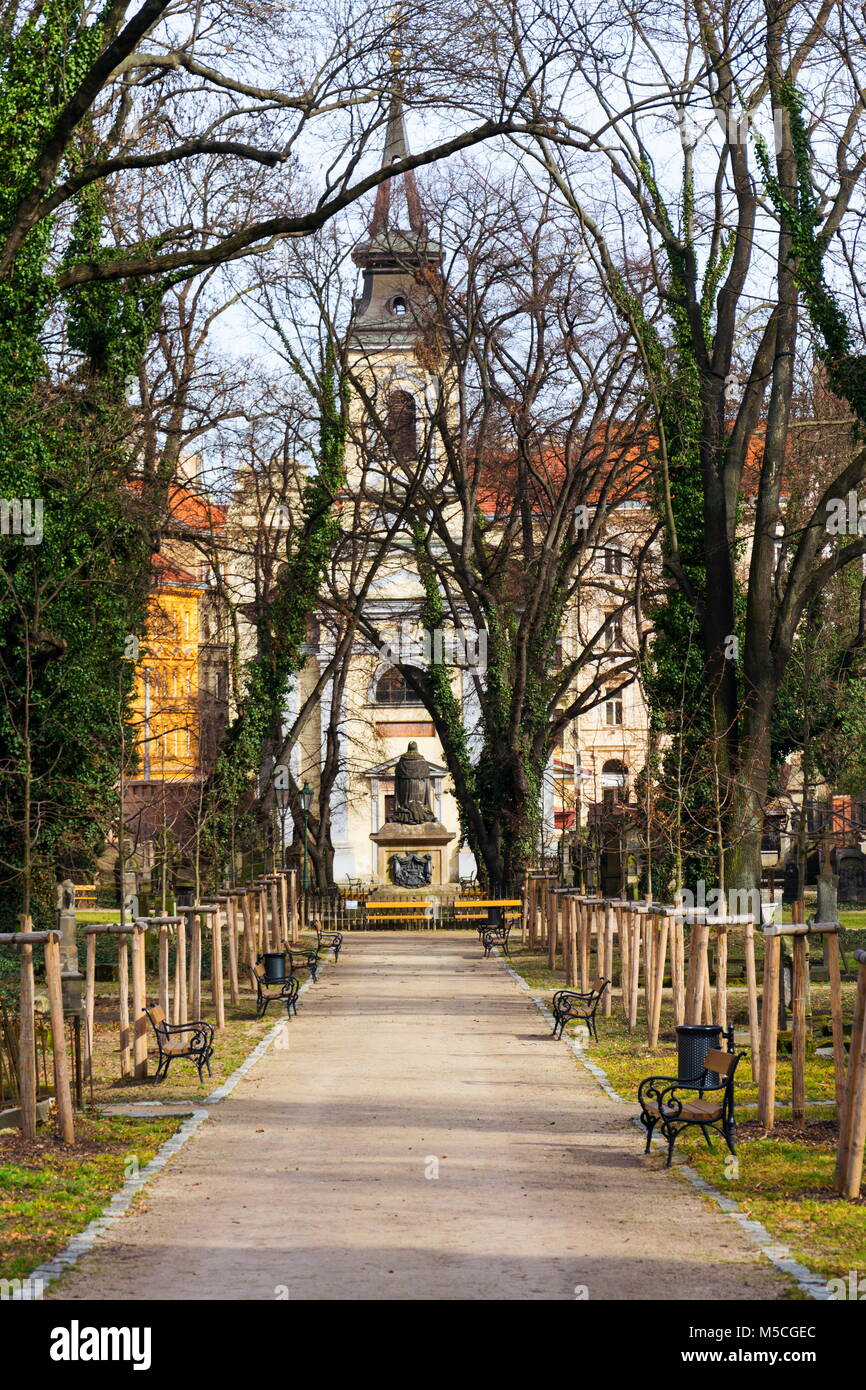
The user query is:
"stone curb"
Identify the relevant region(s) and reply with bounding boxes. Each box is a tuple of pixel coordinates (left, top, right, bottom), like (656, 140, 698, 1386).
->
(9, 959, 328, 1298)
(492, 949, 832, 1302)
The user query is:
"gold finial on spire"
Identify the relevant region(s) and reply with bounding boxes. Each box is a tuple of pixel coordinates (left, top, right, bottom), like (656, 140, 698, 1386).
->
(389, 3, 402, 68)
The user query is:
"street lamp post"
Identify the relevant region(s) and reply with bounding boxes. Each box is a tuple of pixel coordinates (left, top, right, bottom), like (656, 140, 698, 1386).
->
(575, 767, 592, 893)
(275, 785, 289, 871)
(300, 781, 313, 926)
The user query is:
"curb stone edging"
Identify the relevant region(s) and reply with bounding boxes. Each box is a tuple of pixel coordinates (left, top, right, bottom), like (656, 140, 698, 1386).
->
(9, 960, 328, 1298)
(493, 949, 832, 1302)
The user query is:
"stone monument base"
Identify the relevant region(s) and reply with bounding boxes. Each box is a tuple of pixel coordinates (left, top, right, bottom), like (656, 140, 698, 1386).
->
(370, 821, 456, 888)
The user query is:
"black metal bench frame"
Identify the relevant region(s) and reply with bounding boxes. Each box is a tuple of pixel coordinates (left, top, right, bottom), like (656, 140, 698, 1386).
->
(550, 980, 609, 1041)
(286, 947, 320, 981)
(144, 1006, 215, 1083)
(637, 1048, 745, 1168)
(313, 921, 342, 962)
(481, 923, 512, 957)
(249, 963, 300, 1019)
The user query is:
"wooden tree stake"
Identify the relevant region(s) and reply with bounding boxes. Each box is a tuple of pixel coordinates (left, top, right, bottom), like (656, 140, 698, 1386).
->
(212, 910, 225, 1029)
(827, 931, 846, 1115)
(158, 918, 170, 1018)
(567, 897, 578, 988)
(174, 915, 187, 1026)
(758, 935, 781, 1130)
(189, 910, 202, 1021)
(84, 931, 96, 1085)
(648, 915, 669, 1050)
(791, 934, 808, 1122)
(130, 928, 147, 1081)
(118, 934, 131, 1078)
(18, 938, 37, 1141)
(835, 953, 866, 1197)
(603, 904, 615, 1017)
(743, 920, 761, 1084)
(225, 896, 240, 1005)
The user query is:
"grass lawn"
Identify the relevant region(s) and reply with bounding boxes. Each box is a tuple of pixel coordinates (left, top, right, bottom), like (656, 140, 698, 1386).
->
(0, 1112, 182, 1282)
(506, 942, 866, 1290)
(685, 1125, 866, 1286)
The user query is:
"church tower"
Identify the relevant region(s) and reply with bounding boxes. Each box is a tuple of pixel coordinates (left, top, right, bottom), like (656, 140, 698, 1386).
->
(350, 86, 444, 356)
(347, 85, 447, 480)
(321, 86, 462, 885)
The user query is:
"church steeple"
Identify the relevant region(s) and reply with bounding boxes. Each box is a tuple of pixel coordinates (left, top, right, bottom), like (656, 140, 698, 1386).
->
(367, 84, 426, 240)
(350, 84, 442, 351)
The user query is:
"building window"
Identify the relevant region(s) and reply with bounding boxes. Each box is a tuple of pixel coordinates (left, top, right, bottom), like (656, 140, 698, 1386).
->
(601, 758, 628, 807)
(374, 667, 421, 706)
(387, 389, 417, 462)
(604, 548, 623, 576)
(603, 611, 623, 650)
(604, 691, 623, 726)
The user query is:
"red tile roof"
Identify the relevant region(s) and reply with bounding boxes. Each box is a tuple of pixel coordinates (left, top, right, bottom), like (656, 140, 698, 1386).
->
(151, 553, 201, 588)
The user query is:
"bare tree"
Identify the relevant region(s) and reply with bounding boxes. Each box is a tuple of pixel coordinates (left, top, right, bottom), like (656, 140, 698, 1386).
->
(1, 0, 553, 291)
(501, 0, 866, 892)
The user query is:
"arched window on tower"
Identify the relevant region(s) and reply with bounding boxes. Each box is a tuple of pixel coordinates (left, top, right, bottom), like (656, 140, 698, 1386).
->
(387, 389, 417, 462)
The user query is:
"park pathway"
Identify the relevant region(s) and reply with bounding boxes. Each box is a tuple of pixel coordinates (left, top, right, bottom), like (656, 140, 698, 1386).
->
(54, 933, 786, 1301)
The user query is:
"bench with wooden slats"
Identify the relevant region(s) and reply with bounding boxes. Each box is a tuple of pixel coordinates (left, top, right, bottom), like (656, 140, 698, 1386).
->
(453, 898, 522, 917)
(637, 1046, 745, 1168)
(452, 899, 523, 959)
(363, 900, 433, 929)
(454, 899, 523, 933)
(144, 1005, 215, 1082)
(248, 963, 300, 1019)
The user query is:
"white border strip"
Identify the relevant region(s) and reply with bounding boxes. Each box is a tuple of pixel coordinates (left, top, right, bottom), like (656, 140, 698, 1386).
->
(493, 949, 832, 1302)
(9, 960, 328, 1297)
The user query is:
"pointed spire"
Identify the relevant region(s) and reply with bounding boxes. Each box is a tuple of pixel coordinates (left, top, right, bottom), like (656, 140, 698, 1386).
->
(349, 50, 442, 350)
(368, 82, 426, 239)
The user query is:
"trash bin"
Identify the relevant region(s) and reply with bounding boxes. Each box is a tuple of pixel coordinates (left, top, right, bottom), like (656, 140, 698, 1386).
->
(676, 1024, 723, 1086)
(261, 952, 287, 984)
(486, 905, 503, 928)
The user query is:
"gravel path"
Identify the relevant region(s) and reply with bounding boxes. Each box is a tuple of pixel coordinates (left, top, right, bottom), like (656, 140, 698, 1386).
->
(53, 932, 787, 1301)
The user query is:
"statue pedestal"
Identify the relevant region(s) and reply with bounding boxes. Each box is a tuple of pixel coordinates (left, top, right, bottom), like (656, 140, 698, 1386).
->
(370, 821, 456, 888)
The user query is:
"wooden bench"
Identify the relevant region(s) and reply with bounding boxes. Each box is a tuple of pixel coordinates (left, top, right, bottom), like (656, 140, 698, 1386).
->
(248, 963, 300, 1020)
(454, 899, 522, 931)
(362, 901, 433, 929)
(551, 979, 609, 1042)
(74, 883, 98, 908)
(638, 1047, 745, 1168)
(144, 1006, 215, 1083)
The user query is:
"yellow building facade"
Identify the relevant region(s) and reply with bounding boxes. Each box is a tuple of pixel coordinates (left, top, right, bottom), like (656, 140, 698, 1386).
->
(131, 556, 203, 781)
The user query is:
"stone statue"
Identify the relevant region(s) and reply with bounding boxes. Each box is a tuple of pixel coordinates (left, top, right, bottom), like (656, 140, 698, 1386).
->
(56, 879, 76, 912)
(390, 851, 433, 887)
(390, 741, 435, 824)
